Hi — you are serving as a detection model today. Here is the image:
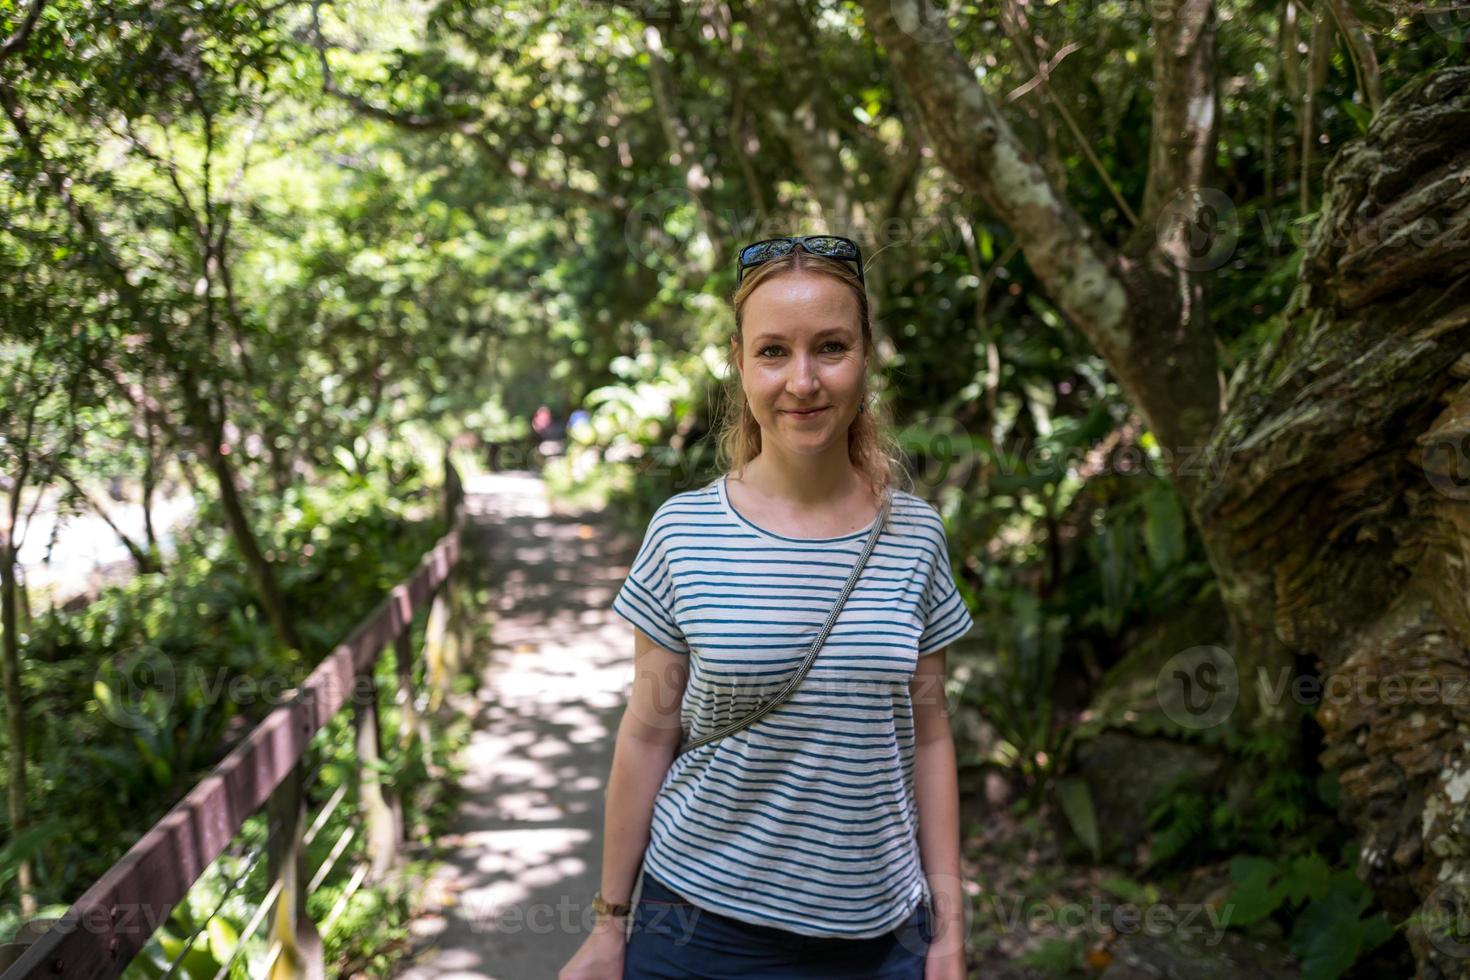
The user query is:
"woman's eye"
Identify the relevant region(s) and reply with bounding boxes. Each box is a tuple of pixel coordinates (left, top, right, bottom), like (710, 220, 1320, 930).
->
(758, 342, 846, 357)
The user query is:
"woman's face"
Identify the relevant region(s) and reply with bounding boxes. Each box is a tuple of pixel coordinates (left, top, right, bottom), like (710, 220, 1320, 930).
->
(734, 271, 866, 457)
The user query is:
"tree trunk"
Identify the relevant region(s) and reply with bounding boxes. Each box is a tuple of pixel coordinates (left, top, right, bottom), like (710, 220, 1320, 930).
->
(1193, 67, 1470, 974)
(858, 0, 1225, 497)
(641, 22, 725, 270)
(58, 472, 160, 575)
(859, 5, 1470, 968)
(201, 434, 304, 654)
(142, 409, 160, 562)
(0, 529, 37, 917)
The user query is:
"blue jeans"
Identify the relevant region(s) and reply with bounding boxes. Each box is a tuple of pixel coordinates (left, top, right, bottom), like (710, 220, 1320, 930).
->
(622, 868, 931, 979)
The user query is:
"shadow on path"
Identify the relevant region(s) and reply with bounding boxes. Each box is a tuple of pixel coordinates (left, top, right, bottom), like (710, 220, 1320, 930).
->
(393, 471, 638, 980)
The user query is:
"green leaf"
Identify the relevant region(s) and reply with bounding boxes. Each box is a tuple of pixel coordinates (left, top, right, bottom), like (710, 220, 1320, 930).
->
(1141, 481, 1186, 574)
(1224, 855, 1285, 925)
(1339, 99, 1371, 134)
(1291, 888, 1371, 980)
(333, 444, 359, 474)
(1018, 937, 1081, 971)
(1284, 852, 1333, 905)
(1054, 776, 1101, 861)
(205, 915, 240, 963)
(0, 821, 68, 891)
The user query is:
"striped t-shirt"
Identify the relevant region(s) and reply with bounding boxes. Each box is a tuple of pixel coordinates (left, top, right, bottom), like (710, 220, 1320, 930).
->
(610, 472, 976, 939)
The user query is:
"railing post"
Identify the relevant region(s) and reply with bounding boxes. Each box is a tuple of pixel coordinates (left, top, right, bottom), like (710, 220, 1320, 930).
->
(395, 630, 432, 769)
(442, 448, 463, 528)
(424, 453, 467, 715)
(352, 671, 402, 880)
(0, 918, 51, 971)
(266, 753, 324, 980)
(423, 578, 456, 714)
(449, 558, 472, 677)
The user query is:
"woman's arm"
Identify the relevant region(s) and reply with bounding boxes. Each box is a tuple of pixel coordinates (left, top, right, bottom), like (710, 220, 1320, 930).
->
(560, 632, 688, 979)
(596, 627, 689, 924)
(911, 646, 968, 966)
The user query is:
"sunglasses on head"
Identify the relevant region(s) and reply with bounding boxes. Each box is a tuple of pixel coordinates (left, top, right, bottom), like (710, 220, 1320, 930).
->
(735, 235, 865, 288)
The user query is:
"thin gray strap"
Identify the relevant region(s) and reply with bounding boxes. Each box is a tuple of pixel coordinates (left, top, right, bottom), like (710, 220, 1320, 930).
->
(673, 487, 892, 759)
(624, 862, 645, 942)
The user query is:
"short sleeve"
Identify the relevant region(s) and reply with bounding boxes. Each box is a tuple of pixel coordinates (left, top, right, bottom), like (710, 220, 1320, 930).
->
(611, 510, 690, 655)
(918, 522, 975, 656)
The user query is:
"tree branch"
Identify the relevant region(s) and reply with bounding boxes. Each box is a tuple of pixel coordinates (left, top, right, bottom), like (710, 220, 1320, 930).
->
(0, 0, 46, 68)
(1326, 0, 1383, 113)
(741, 0, 866, 233)
(55, 470, 161, 574)
(640, 22, 726, 268)
(856, 0, 1128, 360)
(998, 4, 1138, 227)
(307, 1, 624, 212)
(858, 0, 1224, 485)
(1138, 0, 1221, 229)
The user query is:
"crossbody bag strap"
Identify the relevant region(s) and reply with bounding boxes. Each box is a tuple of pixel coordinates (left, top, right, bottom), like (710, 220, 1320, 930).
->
(673, 487, 892, 759)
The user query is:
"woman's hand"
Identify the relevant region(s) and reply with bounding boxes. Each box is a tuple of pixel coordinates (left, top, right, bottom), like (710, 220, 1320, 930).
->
(557, 918, 627, 980)
(924, 941, 968, 980)
(925, 906, 969, 980)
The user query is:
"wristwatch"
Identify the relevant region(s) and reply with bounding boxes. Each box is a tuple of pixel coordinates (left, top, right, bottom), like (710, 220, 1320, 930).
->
(592, 890, 632, 919)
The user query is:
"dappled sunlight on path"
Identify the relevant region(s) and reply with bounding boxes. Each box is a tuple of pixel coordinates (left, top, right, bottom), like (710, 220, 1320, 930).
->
(393, 472, 638, 980)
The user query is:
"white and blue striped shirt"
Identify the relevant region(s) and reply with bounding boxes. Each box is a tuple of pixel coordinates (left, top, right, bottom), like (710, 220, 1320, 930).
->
(611, 472, 976, 939)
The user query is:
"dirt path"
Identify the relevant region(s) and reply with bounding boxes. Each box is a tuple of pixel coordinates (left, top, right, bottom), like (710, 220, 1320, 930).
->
(392, 471, 638, 980)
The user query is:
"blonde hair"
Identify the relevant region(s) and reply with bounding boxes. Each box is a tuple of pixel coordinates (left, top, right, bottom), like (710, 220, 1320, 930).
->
(714, 250, 913, 504)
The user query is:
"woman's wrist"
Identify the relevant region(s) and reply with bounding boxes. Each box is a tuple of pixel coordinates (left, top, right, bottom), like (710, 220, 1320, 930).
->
(590, 912, 629, 940)
(593, 889, 633, 916)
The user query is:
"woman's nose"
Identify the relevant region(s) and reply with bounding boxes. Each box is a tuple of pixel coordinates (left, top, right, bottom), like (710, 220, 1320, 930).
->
(786, 362, 820, 393)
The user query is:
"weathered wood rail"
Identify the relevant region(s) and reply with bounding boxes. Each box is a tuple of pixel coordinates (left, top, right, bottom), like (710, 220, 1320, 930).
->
(0, 457, 468, 980)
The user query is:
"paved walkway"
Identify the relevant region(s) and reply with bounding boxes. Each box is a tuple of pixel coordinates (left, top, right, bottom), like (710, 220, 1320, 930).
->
(393, 471, 639, 980)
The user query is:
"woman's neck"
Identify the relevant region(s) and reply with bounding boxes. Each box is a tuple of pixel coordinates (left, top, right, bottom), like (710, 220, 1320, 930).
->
(734, 451, 862, 509)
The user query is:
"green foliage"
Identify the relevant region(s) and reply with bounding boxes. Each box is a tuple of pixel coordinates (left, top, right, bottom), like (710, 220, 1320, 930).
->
(1136, 729, 1317, 872)
(0, 468, 442, 922)
(1017, 935, 1088, 975)
(1081, 476, 1215, 639)
(1223, 847, 1395, 980)
(1053, 776, 1101, 863)
(1, 0, 1458, 973)
(0, 821, 67, 896)
(960, 588, 1071, 804)
(554, 343, 726, 524)
(100, 575, 469, 979)
(1143, 783, 1212, 870)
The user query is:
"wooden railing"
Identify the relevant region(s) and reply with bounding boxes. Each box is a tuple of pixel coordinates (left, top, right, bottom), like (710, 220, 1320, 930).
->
(0, 454, 469, 980)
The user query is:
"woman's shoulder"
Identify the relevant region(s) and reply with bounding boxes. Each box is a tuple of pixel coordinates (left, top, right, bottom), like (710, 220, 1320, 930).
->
(646, 479, 723, 528)
(885, 488, 949, 538)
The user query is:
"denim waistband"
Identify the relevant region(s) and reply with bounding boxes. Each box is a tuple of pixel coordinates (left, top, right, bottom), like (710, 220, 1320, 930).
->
(636, 867, 928, 947)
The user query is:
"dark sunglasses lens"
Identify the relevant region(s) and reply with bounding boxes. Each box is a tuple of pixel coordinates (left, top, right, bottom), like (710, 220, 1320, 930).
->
(804, 236, 859, 259)
(740, 240, 795, 266)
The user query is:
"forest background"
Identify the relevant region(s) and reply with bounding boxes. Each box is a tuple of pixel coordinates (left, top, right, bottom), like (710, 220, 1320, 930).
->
(2, 0, 1468, 977)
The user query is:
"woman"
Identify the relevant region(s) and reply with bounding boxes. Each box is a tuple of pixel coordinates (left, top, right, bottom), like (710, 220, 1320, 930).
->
(559, 236, 974, 980)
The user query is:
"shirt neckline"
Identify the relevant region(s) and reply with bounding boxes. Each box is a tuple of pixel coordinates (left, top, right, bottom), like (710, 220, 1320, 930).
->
(717, 472, 883, 544)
